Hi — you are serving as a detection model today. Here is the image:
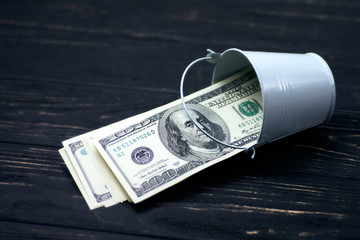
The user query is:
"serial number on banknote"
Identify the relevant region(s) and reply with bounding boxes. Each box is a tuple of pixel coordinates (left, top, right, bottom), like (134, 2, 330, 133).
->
(112, 130, 156, 157)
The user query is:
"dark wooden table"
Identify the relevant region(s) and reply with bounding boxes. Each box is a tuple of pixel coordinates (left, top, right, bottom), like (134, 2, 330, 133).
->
(1, 1, 359, 239)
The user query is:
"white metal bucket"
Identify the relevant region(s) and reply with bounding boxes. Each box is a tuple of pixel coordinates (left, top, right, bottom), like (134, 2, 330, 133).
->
(211, 48, 336, 149)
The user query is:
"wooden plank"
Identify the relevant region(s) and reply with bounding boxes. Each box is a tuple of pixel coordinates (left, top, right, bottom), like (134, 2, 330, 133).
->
(0, 140, 359, 239)
(0, 74, 179, 146)
(1, 75, 359, 147)
(0, 0, 359, 86)
(0, 221, 167, 240)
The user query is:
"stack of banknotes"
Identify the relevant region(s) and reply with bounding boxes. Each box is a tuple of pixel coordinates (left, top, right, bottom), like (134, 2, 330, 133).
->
(59, 65, 263, 209)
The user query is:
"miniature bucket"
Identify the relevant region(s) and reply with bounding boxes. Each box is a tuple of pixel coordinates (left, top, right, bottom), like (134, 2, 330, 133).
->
(210, 48, 336, 149)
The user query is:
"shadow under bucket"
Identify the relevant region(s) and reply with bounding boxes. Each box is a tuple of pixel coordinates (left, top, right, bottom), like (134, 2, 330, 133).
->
(211, 48, 336, 149)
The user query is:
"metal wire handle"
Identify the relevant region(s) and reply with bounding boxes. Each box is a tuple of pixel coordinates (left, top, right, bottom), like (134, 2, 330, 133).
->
(179, 50, 256, 158)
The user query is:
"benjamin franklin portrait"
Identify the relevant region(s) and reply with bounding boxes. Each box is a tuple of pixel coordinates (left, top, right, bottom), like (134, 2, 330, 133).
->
(159, 104, 229, 162)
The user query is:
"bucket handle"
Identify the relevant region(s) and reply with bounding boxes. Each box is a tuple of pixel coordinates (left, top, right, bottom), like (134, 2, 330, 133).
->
(179, 49, 256, 158)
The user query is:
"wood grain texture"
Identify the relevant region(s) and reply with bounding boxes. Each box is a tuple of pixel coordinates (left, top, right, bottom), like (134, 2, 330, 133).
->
(0, 0, 359, 239)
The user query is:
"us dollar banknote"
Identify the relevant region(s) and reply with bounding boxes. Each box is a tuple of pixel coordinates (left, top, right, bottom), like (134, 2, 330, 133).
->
(59, 148, 98, 209)
(62, 137, 117, 209)
(92, 66, 263, 203)
(61, 107, 166, 209)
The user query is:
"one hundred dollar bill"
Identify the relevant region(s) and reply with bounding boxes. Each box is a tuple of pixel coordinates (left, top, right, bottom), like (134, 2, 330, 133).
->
(59, 148, 98, 209)
(92, 66, 263, 203)
(63, 137, 117, 209)
(60, 104, 169, 208)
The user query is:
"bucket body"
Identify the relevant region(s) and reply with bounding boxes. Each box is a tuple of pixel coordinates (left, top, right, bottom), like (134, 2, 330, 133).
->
(211, 48, 336, 148)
